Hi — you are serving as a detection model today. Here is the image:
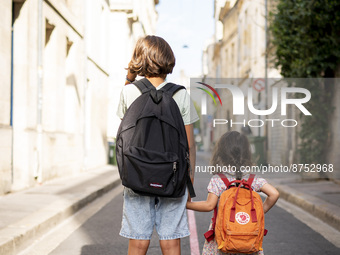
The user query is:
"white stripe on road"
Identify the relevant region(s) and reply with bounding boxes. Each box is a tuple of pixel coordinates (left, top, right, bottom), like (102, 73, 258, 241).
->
(187, 209, 200, 255)
(275, 197, 340, 248)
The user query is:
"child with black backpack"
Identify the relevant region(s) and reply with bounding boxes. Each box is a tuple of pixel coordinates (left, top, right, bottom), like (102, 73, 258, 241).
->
(186, 131, 279, 255)
(116, 35, 199, 255)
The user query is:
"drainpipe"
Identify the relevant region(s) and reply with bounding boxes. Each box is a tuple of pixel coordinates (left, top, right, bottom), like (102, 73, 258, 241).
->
(83, 0, 89, 171)
(264, 0, 268, 112)
(10, 3, 14, 184)
(36, 0, 43, 183)
(264, 0, 268, 149)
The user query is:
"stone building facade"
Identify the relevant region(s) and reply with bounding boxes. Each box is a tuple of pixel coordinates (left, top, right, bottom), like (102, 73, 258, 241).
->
(202, 0, 293, 165)
(0, 0, 158, 195)
(202, 0, 340, 180)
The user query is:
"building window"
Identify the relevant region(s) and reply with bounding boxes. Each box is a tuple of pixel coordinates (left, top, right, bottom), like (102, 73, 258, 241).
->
(45, 19, 55, 46)
(66, 37, 73, 56)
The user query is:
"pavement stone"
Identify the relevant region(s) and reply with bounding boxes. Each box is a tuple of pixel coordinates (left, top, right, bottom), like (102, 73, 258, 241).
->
(0, 165, 120, 255)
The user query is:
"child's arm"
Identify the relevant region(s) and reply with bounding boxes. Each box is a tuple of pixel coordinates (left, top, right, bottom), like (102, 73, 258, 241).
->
(260, 183, 280, 214)
(186, 192, 219, 212)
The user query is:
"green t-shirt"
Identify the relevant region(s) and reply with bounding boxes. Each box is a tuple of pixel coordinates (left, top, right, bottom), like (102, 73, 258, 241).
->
(116, 81, 199, 125)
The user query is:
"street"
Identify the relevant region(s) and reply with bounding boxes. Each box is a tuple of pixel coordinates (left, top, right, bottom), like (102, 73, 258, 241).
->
(19, 155, 340, 255)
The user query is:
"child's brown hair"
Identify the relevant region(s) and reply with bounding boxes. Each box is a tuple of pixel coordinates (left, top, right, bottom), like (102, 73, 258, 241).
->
(128, 35, 175, 78)
(210, 131, 252, 179)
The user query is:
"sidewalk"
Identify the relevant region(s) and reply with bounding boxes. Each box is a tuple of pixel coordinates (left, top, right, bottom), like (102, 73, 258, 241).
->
(0, 165, 120, 255)
(197, 151, 340, 232)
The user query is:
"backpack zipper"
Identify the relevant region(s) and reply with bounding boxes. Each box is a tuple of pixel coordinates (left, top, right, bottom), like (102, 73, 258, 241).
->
(173, 162, 177, 183)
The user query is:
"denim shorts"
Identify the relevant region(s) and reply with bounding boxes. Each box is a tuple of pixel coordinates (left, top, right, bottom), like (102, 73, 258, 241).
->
(119, 187, 190, 240)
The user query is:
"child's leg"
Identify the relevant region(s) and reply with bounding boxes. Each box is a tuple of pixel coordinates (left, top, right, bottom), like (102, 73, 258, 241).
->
(128, 239, 150, 255)
(155, 190, 189, 255)
(120, 188, 155, 253)
(159, 239, 181, 255)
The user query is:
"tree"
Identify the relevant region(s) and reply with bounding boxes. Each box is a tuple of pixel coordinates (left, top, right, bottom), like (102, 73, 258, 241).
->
(270, 0, 340, 164)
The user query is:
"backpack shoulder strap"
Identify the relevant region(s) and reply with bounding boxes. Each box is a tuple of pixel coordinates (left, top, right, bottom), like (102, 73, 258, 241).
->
(133, 78, 155, 94)
(204, 207, 217, 242)
(187, 178, 196, 198)
(217, 173, 231, 188)
(161, 82, 186, 97)
(204, 173, 231, 242)
(247, 174, 255, 187)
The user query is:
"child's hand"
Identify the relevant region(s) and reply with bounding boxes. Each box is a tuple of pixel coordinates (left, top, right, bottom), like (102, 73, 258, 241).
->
(186, 193, 219, 212)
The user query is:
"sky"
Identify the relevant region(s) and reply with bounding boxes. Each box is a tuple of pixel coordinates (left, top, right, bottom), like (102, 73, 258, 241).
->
(155, 0, 215, 82)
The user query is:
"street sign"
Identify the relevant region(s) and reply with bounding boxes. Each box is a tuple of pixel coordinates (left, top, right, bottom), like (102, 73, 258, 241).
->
(252, 78, 265, 92)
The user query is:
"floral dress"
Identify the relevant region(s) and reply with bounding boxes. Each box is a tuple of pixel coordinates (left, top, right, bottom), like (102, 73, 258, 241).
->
(202, 173, 267, 255)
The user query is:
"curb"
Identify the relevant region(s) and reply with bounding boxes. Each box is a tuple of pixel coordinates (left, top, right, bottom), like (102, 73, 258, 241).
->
(0, 166, 121, 255)
(271, 182, 340, 232)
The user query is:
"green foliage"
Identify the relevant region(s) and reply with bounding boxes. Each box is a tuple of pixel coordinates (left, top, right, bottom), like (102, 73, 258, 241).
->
(270, 0, 340, 164)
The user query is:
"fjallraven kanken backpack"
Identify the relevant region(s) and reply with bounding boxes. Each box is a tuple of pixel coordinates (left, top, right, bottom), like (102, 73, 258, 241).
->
(116, 78, 195, 198)
(205, 174, 265, 254)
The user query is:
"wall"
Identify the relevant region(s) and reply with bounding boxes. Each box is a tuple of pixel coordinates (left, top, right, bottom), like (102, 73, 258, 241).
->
(0, 0, 158, 195)
(203, 0, 295, 166)
(0, 0, 13, 194)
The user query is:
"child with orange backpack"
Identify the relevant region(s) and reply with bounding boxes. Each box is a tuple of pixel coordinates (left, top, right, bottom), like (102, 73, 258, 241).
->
(186, 131, 279, 254)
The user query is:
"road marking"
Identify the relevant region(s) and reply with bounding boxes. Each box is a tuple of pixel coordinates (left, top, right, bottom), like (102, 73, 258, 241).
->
(275, 197, 340, 248)
(17, 185, 124, 255)
(187, 209, 200, 255)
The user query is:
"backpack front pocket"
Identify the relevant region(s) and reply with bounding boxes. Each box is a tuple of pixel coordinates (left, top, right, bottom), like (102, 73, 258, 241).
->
(223, 231, 260, 253)
(123, 146, 179, 196)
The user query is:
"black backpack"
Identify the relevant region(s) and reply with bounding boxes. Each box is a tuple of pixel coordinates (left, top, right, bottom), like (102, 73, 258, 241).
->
(116, 78, 196, 198)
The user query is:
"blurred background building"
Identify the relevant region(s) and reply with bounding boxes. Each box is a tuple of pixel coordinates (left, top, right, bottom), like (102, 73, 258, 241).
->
(0, 0, 158, 195)
(201, 0, 340, 180)
(202, 0, 286, 162)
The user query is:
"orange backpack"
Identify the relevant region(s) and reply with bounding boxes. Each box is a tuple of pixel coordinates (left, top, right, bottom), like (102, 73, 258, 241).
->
(204, 174, 265, 254)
